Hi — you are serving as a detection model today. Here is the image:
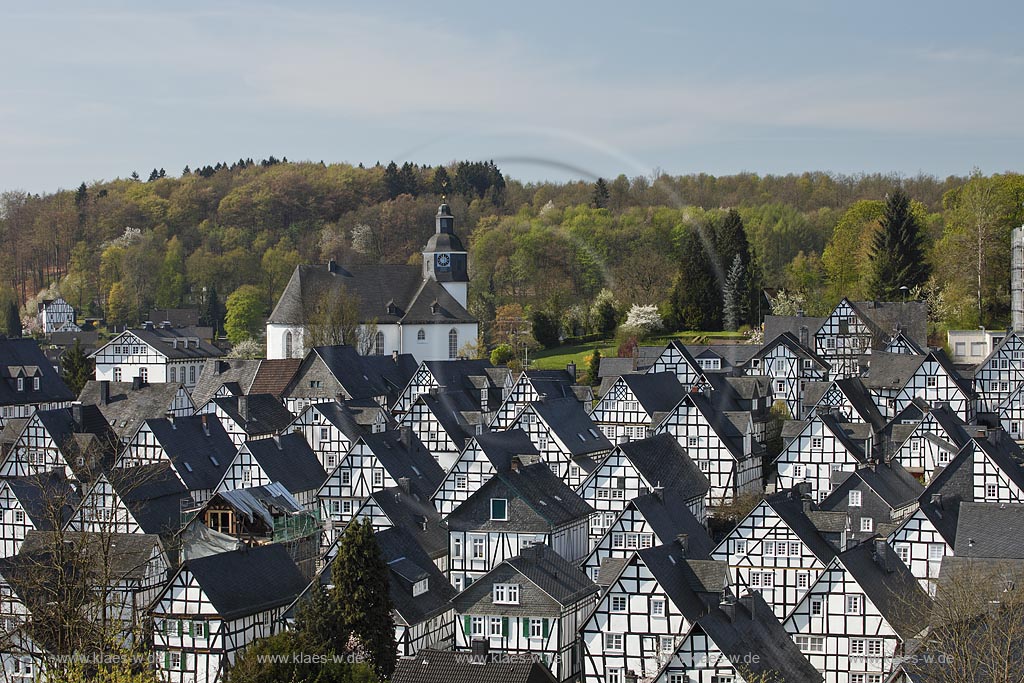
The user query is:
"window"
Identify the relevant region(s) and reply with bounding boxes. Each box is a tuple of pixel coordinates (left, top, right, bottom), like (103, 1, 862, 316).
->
(986, 483, 998, 500)
(490, 498, 508, 521)
(793, 465, 804, 478)
(811, 436, 823, 450)
(850, 639, 884, 657)
(849, 490, 862, 507)
(651, 598, 666, 617)
(954, 341, 966, 356)
(372, 469, 384, 488)
(113, 367, 122, 382)
(448, 329, 459, 359)
(193, 621, 206, 638)
(797, 572, 810, 589)
(529, 618, 544, 638)
(803, 359, 813, 370)
(452, 537, 462, 557)
(493, 583, 520, 604)
(896, 544, 910, 564)
(413, 579, 428, 596)
(455, 474, 468, 490)
(416, 328, 426, 343)
(169, 367, 176, 382)
(189, 366, 196, 384)
(284, 331, 293, 358)
(471, 616, 485, 637)
(139, 367, 148, 383)
(488, 616, 504, 637)
(775, 380, 786, 393)
(341, 500, 353, 515)
(241, 469, 252, 484)
(860, 517, 874, 532)
(169, 652, 182, 670)
(735, 539, 747, 554)
(687, 436, 698, 448)
(810, 597, 823, 616)
(13, 510, 24, 525)
(471, 536, 486, 559)
(604, 633, 623, 652)
(850, 675, 884, 683)
(749, 571, 774, 588)
(607, 669, 623, 683)
(928, 544, 945, 561)
(340, 470, 351, 486)
(660, 635, 675, 653)
(794, 635, 824, 653)
(926, 376, 937, 388)
(611, 596, 627, 612)
(374, 331, 385, 356)
(846, 594, 863, 614)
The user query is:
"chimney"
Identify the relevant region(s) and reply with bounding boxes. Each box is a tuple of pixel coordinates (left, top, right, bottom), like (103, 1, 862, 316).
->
(719, 594, 737, 622)
(510, 455, 521, 473)
(327, 259, 338, 274)
(132, 376, 143, 390)
(71, 401, 84, 432)
(470, 639, 489, 659)
(793, 481, 812, 500)
(650, 483, 664, 500)
(676, 533, 689, 558)
(172, 339, 178, 350)
(238, 395, 249, 423)
(872, 538, 893, 572)
(931, 493, 943, 510)
(737, 592, 755, 619)
(397, 477, 411, 494)
(566, 362, 577, 381)
(418, 516, 428, 532)
(430, 300, 440, 315)
(214, 360, 224, 376)
(400, 426, 413, 450)
(99, 380, 110, 406)
(168, 413, 176, 429)
(392, 350, 399, 363)
(273, 434, 283, 450)
(201, 413, 210, 437)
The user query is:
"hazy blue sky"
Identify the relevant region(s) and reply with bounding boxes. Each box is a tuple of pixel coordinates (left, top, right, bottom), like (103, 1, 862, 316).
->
(2, 1, 1022, 192)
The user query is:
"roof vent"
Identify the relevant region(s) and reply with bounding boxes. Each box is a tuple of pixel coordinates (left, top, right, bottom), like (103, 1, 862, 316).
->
(430, 300, 440, 315)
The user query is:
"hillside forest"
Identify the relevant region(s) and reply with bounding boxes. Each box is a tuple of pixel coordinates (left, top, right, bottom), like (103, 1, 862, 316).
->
(1, 159, 1022, 348)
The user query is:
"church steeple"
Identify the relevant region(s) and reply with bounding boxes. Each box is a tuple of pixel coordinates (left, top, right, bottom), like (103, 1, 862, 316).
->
(422, 201, 468, 308)
(436, 200, 455, 234)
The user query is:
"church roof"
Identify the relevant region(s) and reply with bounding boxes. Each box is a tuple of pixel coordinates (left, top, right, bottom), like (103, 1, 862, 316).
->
(267, 263, 475, 327)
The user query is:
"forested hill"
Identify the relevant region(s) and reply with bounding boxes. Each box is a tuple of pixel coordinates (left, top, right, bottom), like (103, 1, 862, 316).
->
(1, 159, 1021, 342)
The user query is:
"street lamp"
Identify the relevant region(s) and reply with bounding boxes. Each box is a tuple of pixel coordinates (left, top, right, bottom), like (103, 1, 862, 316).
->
(899, 285, 909, 302)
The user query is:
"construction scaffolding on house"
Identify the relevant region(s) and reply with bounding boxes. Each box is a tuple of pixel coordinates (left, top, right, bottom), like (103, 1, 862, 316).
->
(1013, 226, 1024, 331)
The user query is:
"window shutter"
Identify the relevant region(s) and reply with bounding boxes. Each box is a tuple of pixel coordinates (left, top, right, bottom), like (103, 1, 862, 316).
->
(502, 617, 509, 637)
(177, 620, 183, 637)
(180, 652, 186, 671)
(164, 652, 170, 670)
(542, 618, 550, 638)
(162, 619, 170, 634)
(188, 621, 194, 637)
(522, 618, 530, 638)
(463, 615, 471, 635)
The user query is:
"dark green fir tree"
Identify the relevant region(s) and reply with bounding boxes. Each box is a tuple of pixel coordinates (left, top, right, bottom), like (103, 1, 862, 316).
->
(867, 188, 930, 300)
(61, 339, 94, 395)
(670, 226, 721, 331)
(591, 178, 610, 209)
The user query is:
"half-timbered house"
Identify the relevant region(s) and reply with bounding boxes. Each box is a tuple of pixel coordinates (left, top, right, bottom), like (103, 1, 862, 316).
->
(489, 367, 591, 430)
(646, 340, 708, 391)
(279, 344, 418, 413)
(595, 346, 661, 398)
(684, 344, 760, 377)
(888, 404, 972, 482)
(215, 433, 327, 509)
(392, 645, 559, 683)
(775, 411, 869, 502)
(590, 373, 687, 443)
(36, 297, 76, 334)
(812, 299, 927, 379)
(652, 392, 762, 505)
(801, 377, 887, 425)
(0, 471, 78, 558)
(190, 358, 303, 408)
(783, 539, 928, 683)
(393, 358, 508, 415)
(432, 430, 540, 517)
(579, 542, 727, 683)
(741, 331, 830, 418)
(711, 487, 845, 620)
(653, 590, 822, 683)
(67, 463, 191, 539)
(196, 394, 295, 447)
(452, 543, 598, 680)
(864, 350, 975, 423)
(581, 486, 714, 583)
(0, 403, 117, 482)
(79, 379, 194, 443)
(288, 399, 388, 473)
(819, 462, 922, 544)
(0, 339, 75, 430)
(351, 481, 448, 569)
(317, 428, 442, 543)
(400, 390, 486, 470)
(91, 325, 223, 390)
(508, 397, 612, 489)
(151, 544, 308, 683)
(577, 434, 709, 549)
(446, 459, 592, 592)
(973, 330, 1024, 412)
(117, 414, 236, 505)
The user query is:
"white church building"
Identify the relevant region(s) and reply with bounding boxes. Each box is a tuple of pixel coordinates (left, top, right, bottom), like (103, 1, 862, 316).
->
(266, 203, 478, 363)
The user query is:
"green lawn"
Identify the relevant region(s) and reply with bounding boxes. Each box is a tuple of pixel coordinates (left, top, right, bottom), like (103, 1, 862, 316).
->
(528, 330, 749, 372)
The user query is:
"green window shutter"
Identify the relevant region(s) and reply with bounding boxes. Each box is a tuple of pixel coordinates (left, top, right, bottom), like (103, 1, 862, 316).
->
(164, 652, 170, 670)
(188, 621, 194, 636)
(463, 615, 471, 635)
(542, 618, 550, 638)
(522, 618, 530, 638)
(502, 616, 509, 637)
(177, 620, 183, 637)
(162, 619, 169, 634)
(180, 652, 186, 671)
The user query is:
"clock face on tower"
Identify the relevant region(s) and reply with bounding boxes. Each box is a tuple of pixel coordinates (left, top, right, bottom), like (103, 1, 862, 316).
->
(435, 253, 451, 271)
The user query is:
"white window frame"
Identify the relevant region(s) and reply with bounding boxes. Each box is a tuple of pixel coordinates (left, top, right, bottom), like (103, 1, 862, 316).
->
(493, 583, 520, 605)
(849, 490, 862, 507)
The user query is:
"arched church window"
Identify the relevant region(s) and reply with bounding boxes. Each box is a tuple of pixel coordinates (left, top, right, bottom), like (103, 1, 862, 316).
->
(448, 329, 458, 359)
(375, 331, 385, 356)
(284, 331, 293, 358)
(417, 329, 426, 343)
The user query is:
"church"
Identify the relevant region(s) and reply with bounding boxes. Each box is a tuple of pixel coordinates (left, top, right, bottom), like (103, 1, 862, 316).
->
(266, 203, 478, 362)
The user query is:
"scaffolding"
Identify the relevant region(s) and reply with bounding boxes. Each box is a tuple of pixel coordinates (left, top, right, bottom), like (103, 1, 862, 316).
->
(1013, 226, 1024, 331)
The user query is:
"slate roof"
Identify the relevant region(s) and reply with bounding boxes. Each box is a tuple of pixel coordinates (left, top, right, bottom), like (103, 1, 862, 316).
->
(191, 360, 261, 407)
(834, 377, 887, 429)
(613, 434, 711, 502)
(531, 397, 612, 457)
(636, 544, 722, 619)
(849, 300, 928, 349)
(107, 327, 223, 360)
(860, 351, 926, 391)
(630, 488, 716, 559)
(304, 401, 369, 442)
(828, 461, 923, 511)
(357, 429, 444, 499)
(6, 470, 79, 529)
(751, 330, 831, 368)
(417, 391, 484, 450)
(34, 405, 119, 476)
(506, 544, 599, 606)
(682, 591, 823, 683)
(683, 393, 749, 460)
(140, 415, 235, 492)
(243, 433, 327, 494)
(392, 647, 558, 683)
(304, 345, 418, 404)
(0, 339, 75, 406)
(620, 372, 687, 415)
(267, 263, 475, 326)
(366, 484, 447, 559)
(181, 544, 308, 620)
(764, 490, 840, 562)
(953, 502, 1024, 558)
(837, 539, 930, 640)
(447, 461, 592, 532)
(109, 463, 190, 535)
(471, 429, 542, 472)
(79, 380, 190, 441)
(20, 529, 162, 582)
(763, 314, 828, 344)
(211, 394, 294, 437)
(684, 343, 760, 369)
(917, 443, 977, 544)
(376, 526, 457, 626)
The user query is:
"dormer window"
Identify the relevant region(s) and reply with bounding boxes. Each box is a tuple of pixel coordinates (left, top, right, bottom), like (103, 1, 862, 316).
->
(490, 498, 508, 521)
(16, 378, 23, 392)
(32, 377, 39, 391)
(412, 578, 428, 596)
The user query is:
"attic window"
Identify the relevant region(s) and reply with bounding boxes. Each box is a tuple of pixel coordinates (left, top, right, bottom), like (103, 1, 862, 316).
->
(578, 433, 586, 442)
(490, 498, 508, 520)
(412, 578, 428, 596)
(16, 378, 23, 392)
(209, 456, 219, 466)
(32, 377, 39, 391)
(184, 462, 193, 473)
(588, 428, 600, 438)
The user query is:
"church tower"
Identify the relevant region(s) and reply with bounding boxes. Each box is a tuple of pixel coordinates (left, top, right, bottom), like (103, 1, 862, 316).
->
(422, 202, 469, 308)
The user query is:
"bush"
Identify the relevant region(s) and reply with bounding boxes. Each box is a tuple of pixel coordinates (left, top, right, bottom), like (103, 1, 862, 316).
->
(530, 309, 560, 348)
(490, 343, 514, 366)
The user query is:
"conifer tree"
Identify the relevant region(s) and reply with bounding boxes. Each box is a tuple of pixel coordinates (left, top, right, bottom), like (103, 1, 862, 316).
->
(331, 518, 396, 679)
(867, 188, 929, 300)
(715, 209, 754, 325)
(586, 348, 601, 386)
(61, 339, 94, 395)
(723, 254, 748, 332)
(591, 178, 610, 208)
(432, 166, 451, 196)
(383, 162, 402, 199)
(670, 226, 721, 331)
(4, 300, 20, 338)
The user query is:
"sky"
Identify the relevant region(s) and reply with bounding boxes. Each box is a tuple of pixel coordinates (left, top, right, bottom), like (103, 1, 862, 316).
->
(2, 0, 1023, 193)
